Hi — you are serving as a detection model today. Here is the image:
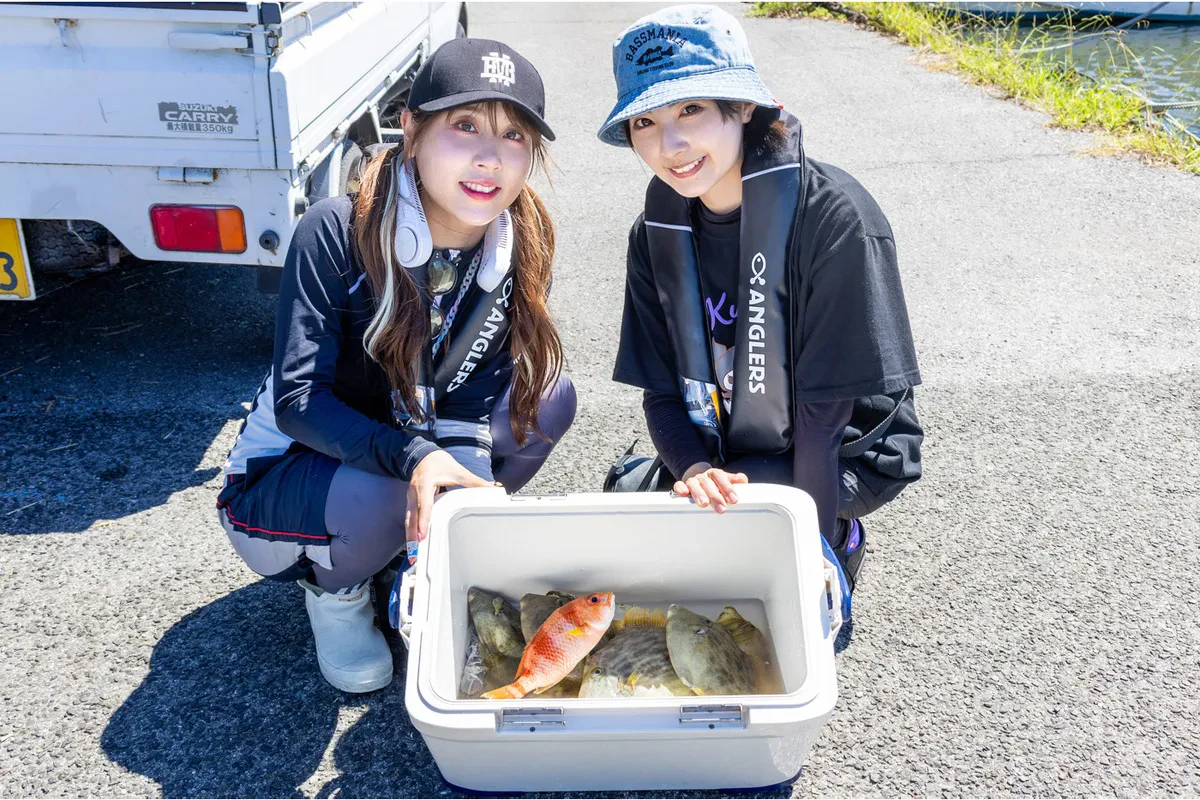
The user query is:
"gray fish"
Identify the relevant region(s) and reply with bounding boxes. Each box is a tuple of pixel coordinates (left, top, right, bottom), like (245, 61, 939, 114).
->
(579, 607, 693, 698)
(520, 591, 576, 642)
(716, 606, 782, 694)
(665, 604, 757, 696)
(467, 588, 524, 658)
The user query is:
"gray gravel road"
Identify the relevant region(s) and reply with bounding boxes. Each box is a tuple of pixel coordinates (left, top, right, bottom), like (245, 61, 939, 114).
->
(2, 4, 1198, 797)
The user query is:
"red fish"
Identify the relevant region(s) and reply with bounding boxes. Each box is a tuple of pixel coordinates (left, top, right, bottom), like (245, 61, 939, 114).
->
(482, 592, 615, 700)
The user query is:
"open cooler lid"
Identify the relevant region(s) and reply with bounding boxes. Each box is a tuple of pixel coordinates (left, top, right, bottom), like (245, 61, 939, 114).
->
(402, 486, 840, 733)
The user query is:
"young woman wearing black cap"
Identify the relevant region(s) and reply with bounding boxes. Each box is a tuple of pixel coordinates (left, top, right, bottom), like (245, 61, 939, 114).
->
(216, 38, 571, 693)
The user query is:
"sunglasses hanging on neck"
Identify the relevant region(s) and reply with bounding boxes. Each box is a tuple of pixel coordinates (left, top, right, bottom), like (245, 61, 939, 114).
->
(427, 249, 458, 339)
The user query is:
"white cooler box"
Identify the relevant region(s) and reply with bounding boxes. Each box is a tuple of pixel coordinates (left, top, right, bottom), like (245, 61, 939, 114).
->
(395, 484, 840, 793)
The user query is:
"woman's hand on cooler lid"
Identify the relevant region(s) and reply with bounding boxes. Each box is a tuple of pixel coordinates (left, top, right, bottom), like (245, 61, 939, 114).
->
(673, 462, 748, 514)
(405, 449, 499, 563)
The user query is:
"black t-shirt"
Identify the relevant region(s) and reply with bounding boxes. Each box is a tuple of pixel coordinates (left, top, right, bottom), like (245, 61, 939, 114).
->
(695, 202, 740, 411)
(613, 157, 921, 408)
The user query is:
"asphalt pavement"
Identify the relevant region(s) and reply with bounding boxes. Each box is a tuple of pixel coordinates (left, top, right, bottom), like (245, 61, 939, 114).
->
(2, 3, 1198, 797)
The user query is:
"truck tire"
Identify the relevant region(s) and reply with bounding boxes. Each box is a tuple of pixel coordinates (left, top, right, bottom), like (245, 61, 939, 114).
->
(23, 219, 126, 274)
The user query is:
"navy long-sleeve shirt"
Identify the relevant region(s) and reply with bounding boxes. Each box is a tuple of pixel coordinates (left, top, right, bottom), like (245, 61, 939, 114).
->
(226, 195, 512, 482)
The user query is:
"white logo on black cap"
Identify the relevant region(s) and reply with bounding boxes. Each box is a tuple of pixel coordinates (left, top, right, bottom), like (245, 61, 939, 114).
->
(480, 52, 516, 88)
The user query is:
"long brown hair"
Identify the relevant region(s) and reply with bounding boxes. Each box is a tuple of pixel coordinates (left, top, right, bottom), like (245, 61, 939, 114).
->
(352, 102, 563, 446)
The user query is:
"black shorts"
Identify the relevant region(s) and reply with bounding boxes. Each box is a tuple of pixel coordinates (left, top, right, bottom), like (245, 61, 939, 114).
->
(216, 447, 340, 580)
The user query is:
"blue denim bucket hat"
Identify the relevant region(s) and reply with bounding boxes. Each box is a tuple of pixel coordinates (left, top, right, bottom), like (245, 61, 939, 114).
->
(598, 4, 778, 147)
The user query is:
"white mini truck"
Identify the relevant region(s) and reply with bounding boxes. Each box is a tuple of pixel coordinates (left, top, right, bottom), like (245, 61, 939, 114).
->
(0, 1, 465, 301)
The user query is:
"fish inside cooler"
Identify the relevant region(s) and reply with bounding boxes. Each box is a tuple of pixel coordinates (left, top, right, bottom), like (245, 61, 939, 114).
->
(457, 591, 788, 700)
(410, 491, 830, 709)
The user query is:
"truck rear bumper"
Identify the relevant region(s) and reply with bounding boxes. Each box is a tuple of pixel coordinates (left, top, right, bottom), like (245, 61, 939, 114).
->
(0, 162, 302, 267)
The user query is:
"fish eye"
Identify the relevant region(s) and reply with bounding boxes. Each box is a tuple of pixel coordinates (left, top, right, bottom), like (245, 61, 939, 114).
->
(592, 667, 604, 676)
(695, 627, 707, 636)
(589, 595, 600, 604)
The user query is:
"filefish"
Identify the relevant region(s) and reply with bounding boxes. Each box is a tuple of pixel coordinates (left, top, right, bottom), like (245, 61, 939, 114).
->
(665, 604, 757, 696)
(716, 606, 782, 694)
(579, 607, 693, 698)
(467, 588, 524, 658)
(716, 606, 771, 663)
(482, 592, 616, 700)
(459, 625, 521, 698)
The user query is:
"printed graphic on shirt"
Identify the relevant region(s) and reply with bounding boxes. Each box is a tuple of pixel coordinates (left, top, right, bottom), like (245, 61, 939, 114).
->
(392, 384, 435, 432)
(705, 290, 737, 411)
(681, 376, 721, 430)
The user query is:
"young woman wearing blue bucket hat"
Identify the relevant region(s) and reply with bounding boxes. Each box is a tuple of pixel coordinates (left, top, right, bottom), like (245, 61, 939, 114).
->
(600, 5, 924, 601)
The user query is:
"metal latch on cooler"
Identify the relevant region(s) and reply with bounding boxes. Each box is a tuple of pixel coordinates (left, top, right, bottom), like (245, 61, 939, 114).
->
(498, 707, 565, 732)
(679, 704, 746, 729)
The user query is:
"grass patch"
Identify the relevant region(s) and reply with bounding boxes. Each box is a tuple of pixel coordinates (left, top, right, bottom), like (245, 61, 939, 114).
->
(749, 2, 1200, 175)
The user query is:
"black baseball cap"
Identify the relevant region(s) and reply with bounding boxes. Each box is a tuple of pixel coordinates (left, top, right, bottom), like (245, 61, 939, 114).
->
(408, 38, 555, 141)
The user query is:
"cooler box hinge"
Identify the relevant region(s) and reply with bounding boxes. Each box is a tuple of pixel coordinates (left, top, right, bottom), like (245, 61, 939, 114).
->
(498, 707, 565, 732)
(679, 704, 746, 729)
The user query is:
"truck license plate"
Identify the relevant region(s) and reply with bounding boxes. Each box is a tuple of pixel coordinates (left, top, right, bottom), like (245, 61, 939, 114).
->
(0, 219, 35, 301)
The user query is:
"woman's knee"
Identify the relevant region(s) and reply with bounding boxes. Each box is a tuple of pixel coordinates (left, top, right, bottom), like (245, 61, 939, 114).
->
(325, 465, 408, 544)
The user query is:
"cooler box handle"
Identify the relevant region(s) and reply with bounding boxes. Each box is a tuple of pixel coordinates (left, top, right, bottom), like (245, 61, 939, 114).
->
(388, 567, 419, 648)
(820, 535, 851, 641)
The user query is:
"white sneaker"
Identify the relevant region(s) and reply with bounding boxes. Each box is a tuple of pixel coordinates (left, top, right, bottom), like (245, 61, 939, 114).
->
(301, 580, 393, 693)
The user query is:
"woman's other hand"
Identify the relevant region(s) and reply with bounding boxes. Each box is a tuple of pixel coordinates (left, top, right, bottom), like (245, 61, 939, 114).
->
(674, 462, 748, 514)
(406, 450, 496, 561)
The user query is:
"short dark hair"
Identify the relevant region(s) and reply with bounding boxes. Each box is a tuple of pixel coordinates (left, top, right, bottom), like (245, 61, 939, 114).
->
(713, 99, 747, 122)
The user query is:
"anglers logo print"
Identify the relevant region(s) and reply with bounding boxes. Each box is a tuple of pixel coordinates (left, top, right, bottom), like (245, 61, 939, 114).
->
(480, 52, 516, 88)
(746, 253, 768, 396)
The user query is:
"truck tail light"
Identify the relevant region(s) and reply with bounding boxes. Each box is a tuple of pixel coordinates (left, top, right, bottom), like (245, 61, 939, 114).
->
(150, 205, 247, 253)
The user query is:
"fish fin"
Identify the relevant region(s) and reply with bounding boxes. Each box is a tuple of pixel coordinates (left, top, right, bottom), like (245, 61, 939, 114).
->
(620, 606, 667, 629)
(624, 671, 641, 689)
(481, 681, 527, 700)
(565, 626, 589, 637)
(716, 606, 741, 624)
(492, 597, 504, 616)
